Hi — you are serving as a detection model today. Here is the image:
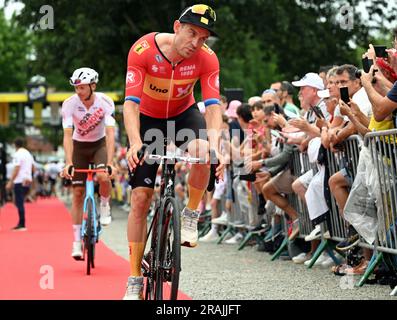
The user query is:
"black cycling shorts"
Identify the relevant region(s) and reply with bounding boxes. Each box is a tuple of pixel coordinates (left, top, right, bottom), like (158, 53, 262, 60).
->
(129, 104, 207, 189)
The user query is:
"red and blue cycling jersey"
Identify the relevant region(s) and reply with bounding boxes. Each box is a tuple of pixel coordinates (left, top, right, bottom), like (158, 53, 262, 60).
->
(124, 32, 220, 119)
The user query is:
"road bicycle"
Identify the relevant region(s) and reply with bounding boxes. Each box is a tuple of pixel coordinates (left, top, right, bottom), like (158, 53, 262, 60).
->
(130, 140, 218, 300)
(69, 164, 111, 275)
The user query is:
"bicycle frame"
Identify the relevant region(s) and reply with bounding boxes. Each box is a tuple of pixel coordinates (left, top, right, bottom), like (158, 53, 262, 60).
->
(73, 166, 107, 243)
(82, 171, 99, 242)
(145, 139, 203, 235)
(160, 158, 176, 198)
(140, 139, 218, 299)
(145, 141, 176, 242)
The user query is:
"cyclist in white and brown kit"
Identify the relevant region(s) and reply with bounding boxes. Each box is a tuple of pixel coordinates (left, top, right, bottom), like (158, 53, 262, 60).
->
(61, 67, 117, 260)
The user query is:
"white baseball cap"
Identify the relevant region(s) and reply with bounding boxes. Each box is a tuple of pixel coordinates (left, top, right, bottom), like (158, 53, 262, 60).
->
(292, 72, 324, 90)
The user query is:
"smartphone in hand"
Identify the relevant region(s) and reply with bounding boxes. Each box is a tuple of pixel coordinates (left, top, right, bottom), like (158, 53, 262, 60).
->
(362, 57, 373, 73)
(340, 87, 350, 104)
(312, 105, 325, 119)
(374, 45, 388, 58)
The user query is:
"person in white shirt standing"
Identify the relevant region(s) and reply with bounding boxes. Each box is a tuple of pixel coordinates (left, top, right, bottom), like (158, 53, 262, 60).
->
(61, 67, 117, 260)
(6, 138, 34, 231)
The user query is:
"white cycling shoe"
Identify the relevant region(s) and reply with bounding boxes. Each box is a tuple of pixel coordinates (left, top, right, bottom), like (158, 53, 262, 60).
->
(71, 241, 83, 260)
(180, 207, 200, 248)
(123, 276, 144, 300)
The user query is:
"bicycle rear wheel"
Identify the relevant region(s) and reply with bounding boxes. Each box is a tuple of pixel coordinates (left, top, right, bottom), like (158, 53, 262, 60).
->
(155, 197, 181, 300)
(84, 200, 95, 275)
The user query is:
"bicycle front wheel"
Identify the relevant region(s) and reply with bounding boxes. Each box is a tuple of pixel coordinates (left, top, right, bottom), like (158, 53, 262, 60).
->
(84, 200, 95, 275)
(155, 197, 181, 300)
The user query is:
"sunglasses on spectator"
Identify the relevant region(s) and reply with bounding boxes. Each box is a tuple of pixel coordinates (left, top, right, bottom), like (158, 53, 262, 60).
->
(184, 4, 217, 21)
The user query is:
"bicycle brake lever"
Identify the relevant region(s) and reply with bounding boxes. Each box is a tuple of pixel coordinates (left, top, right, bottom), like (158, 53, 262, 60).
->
(68, 165, 74, 176)
(128, 144, 148, 185)
(137, 144, 148, 163)
(106, 165, 112, 176)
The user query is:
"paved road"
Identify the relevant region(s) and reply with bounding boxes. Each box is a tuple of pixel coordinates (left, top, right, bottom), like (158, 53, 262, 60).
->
(61, 196, 397, 300)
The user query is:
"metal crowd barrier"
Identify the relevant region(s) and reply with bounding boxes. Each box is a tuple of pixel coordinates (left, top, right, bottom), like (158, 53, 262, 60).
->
(215, 166, 244, 244)
(214, 164, 268, 249)
(274, 135, 363, 266)
(216, 130, 397, 295)
(363, 129, 397, 292)
(264, 145, 329, 260)
(271, 150, 315, 260)
(303, 135, 364, 270)
(284, 132, 397, 294)
(326, 135, 362, 244)
(291, 149, 316, 239)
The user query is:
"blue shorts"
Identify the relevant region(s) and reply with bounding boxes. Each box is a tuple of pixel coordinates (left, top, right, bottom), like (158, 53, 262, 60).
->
(340, 168, 353, 188)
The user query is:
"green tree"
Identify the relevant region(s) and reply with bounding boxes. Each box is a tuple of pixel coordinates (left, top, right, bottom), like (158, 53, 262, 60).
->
(8, 0, 396, 97)
(0, 8, 31, 144)
(0, 8, 32, 91)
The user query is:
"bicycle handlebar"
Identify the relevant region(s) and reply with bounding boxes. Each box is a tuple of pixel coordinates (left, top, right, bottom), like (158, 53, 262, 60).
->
(147, 154, 203, 164)
(128, 145, 219, 190)
(66, 165, 112, 177)
(73, 168, 108, 173)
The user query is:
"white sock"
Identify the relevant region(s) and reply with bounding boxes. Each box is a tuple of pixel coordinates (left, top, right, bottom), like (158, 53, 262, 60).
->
(100, 196, 110, 206)
(210, 224, 218, 233)
(73, 225, 81, 242)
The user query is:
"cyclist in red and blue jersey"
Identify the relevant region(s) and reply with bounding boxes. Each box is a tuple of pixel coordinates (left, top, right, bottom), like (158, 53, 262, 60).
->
(123, 4, 224, 300)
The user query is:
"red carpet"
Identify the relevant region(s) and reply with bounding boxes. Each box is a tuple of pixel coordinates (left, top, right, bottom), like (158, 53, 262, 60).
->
(0, 198, 191, 300)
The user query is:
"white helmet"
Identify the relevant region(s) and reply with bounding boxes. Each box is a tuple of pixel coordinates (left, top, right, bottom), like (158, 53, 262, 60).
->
(69, 67, 99, 86)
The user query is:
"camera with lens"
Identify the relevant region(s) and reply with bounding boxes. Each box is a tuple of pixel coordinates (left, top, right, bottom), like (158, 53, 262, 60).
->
(356, 68, 377, 84)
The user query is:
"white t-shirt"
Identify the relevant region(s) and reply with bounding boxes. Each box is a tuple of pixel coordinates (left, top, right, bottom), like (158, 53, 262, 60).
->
(12, 148, 34, 184)
(45, 162, 61, 179)
(61, 92, 116, 142)
(334, 87, 373, 119)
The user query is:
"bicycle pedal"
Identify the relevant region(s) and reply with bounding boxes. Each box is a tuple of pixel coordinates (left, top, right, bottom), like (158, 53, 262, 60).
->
(72, 255, 84, 261)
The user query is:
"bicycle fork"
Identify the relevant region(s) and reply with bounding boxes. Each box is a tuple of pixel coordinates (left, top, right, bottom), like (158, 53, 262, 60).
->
(81, 187, 101, 243)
